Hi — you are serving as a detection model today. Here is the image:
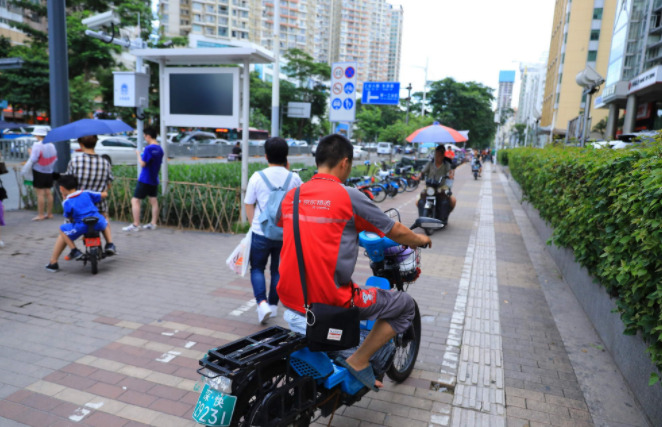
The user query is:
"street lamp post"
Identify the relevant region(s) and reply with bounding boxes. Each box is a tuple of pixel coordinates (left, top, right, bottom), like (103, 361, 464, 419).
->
(405, 83, 412, 124)
(575, 65, 604, 147)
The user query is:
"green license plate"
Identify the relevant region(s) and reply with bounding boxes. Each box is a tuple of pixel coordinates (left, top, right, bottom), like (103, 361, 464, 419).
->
(192, 384, 237, 426)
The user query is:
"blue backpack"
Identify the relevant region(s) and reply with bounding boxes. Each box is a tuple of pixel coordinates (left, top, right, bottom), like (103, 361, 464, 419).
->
(257, 171, 293, 240)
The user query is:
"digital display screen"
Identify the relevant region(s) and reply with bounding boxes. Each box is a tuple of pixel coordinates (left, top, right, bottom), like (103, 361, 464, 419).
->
(169, 73, 233, 116)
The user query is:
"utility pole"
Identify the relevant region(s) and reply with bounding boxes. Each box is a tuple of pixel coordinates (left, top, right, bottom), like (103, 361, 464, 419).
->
(405, 83, 412, 124)
(270, 0, 280, 137)
(47, 0, 71, 173)
(421, 58, 428, 116)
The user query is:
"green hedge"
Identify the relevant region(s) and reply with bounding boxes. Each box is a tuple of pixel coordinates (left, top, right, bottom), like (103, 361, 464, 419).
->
(506, 144, 662, 385)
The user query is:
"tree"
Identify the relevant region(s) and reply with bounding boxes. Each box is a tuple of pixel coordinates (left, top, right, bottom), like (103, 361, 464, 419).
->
(379, 115, 434, 143)
(355, 106, 382, 141)
(512, 123, 527, 145)
(427, 78, 496, 148)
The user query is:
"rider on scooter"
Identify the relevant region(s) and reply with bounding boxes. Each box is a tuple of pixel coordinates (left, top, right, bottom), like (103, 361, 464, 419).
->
(417, 145, 457, 218)
(276, 134, 431, 392)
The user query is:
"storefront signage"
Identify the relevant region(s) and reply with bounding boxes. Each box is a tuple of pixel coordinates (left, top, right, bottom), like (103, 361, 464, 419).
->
(628, 65, 662, 94)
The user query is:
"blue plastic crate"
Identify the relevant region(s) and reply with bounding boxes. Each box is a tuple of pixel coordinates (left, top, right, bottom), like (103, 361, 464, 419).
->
(360, 277, 391, 331)
(341, 372, 365, 395)
(290, 347, 333, 379)
(323, 364, 348, 389)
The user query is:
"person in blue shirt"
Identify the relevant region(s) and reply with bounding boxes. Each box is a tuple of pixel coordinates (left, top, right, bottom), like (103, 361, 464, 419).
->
(45, 174, 115, 272)
(122, 127, 164, 231)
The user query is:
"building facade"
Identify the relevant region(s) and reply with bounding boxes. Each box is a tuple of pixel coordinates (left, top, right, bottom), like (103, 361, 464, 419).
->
(541, 0, 617, 141)
(596, 0, 662, 136)
(0, 0, 47, 46)
(157, 0, 403, 88)
(516, 63, 547, 146)
(497, 70, 516, 117)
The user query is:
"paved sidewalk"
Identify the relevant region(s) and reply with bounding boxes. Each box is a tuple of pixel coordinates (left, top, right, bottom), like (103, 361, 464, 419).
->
(0, 163, 650, 426)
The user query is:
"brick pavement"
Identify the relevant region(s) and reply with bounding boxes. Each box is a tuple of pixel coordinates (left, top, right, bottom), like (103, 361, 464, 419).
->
(0, 162, 649, 426)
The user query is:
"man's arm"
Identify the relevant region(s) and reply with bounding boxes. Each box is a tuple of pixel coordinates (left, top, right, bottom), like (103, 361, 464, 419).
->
(245, 203, 255, 224)
(386, 222, 431, 248)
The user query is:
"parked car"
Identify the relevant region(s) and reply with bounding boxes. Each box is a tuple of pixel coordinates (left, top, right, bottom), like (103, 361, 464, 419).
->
(170, 131, 217, 144)
(70, 136, 138, 165)
(353, 146, 369, 160)
(310, 142, 319, 156)
(364, 142, 378, 152)
(376, 142, 393, 155)
(404, 145, 415, 154)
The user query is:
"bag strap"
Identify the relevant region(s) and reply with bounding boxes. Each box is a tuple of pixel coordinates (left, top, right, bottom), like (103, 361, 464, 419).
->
(257, 170, 275, 191)
(293, 187, 309, 309)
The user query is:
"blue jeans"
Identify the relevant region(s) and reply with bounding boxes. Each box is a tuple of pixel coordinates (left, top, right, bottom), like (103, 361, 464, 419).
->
(250, 233, 282, 305)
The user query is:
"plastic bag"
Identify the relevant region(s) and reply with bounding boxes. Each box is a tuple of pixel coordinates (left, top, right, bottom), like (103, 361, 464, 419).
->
(226, 230, 252, 276)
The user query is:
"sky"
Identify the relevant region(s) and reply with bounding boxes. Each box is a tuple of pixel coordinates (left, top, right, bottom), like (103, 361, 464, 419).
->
(393, 0, 556, 103)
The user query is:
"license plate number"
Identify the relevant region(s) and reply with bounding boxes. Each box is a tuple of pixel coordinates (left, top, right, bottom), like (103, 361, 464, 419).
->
(85, 237, 101, 247)
(192, 384, 236, 426)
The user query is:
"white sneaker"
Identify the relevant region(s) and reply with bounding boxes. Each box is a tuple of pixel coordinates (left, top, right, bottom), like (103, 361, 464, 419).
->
(142, 223, 157, 230)
(269, 305, 278, 318)
(257, 301, 272, 324)
(122, 224, 141, 232)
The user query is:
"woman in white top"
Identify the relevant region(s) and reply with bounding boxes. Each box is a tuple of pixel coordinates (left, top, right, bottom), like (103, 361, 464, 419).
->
(27, 128, 58, 220)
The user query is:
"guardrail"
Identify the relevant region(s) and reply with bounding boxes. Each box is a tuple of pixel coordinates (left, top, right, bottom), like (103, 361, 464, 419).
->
(0, 137, 36, 161)
(166, 143, 311, 158)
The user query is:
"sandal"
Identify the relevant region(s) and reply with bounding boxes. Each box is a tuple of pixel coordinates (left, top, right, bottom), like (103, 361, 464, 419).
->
(32, 216, 45, 221)
(335, 357, 378, 392)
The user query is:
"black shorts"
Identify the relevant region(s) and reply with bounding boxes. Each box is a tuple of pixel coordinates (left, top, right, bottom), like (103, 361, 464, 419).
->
(33, 170, 54, 189)
(133, 181, 158, 199)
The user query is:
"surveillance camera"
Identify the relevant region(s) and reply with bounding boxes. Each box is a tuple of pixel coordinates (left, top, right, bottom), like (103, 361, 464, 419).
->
(82, 10, 120, 30)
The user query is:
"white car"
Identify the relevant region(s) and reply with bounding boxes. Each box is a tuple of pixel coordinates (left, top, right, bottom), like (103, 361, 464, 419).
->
(70, 136, 138, 165)
(376, 142, 392, 155)
(353, 146, 369, 160)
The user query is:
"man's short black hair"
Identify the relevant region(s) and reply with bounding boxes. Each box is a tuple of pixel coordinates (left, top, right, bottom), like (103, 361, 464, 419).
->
(264, 137, 289, 165)
(315, 134, 353, 168)
(144, 126, 158, 140)
(78, 135, 98, 149)
(435, 144, 445, 153)
(58, 174, 78, 191)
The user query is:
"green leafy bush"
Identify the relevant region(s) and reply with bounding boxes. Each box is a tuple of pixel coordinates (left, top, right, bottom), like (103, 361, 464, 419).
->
(498, 149, 509, 166)
(506, 144, 662, 383)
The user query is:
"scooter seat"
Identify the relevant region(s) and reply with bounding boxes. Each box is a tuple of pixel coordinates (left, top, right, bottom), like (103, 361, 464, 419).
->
(82, 216, 99, 226)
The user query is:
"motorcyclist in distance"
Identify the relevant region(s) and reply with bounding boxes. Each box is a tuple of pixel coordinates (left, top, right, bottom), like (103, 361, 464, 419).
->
(417, 145, 457, 218)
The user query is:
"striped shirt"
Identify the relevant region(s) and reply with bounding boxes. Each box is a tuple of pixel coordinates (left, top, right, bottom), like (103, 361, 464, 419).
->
(66, 154, 114, 213)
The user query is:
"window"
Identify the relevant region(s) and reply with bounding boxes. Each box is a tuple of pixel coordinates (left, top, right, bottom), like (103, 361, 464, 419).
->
(590, 30, 600, 40)
(218, 26, 228, 36)
(587, 50, 598, 61)
(593, 8, 603, 19)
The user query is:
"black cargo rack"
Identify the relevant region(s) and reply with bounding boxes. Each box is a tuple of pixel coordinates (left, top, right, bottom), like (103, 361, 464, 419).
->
(198, 326, 306, 378)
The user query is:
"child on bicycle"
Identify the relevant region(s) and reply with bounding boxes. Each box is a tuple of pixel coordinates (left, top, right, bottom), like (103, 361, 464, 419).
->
(45, 174, 116, 272)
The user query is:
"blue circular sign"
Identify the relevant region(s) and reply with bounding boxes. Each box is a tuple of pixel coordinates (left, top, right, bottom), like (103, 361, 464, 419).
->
(343, 98, 354, 110)
(332, 98, 342, 110)
(345, 67, 355, 79)
(344, 82, 354, 94)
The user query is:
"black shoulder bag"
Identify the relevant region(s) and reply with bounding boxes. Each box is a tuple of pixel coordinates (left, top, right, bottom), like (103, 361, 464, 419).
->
(0, 179, 7, 201)
(293, 187, 360, 352)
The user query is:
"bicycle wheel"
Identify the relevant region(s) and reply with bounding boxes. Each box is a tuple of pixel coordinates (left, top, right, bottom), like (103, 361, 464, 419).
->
(89, 247, 98, 275)
(370, 185, 387, 203)
(405, 177, 419, 192)
(386, 301, 421, 382)
(396, 178, 406, 193)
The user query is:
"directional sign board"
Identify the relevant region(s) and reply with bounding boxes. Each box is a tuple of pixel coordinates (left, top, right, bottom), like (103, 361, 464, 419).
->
(329, 62, 357, 122)
(361, 82, 401, 105)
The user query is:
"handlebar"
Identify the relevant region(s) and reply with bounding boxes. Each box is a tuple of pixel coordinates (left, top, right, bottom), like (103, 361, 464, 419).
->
(291, 168, 307, 173)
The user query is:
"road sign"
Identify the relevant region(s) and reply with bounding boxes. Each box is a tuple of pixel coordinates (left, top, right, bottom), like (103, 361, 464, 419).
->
(329, 61, 357, 122)
(361, 82, 401, 105)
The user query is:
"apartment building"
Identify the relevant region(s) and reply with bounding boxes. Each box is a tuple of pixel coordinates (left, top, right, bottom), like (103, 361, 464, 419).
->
(0, 0, 47, 45)
(497, 70, 516, 116)
(516, 63, 547, 145)
(596, 0, 662, 136)
(158, 0, 403, 88)
(541, 0, 617, 140)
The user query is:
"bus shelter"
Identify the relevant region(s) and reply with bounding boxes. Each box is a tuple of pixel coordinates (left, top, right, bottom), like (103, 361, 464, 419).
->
(131, 47, 274, 222)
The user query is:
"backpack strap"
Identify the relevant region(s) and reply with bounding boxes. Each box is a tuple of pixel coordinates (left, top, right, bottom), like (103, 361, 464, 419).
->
(282, 171, 293, 190)
(257, 170, 275, 191)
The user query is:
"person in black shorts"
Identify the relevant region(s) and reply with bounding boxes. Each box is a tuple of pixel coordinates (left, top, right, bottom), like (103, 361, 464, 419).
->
(122, 127, 164, 231)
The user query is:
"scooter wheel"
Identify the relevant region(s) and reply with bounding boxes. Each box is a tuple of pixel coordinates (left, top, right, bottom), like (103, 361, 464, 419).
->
(387, 302, 421, 382)
(89, 247, 98, 275)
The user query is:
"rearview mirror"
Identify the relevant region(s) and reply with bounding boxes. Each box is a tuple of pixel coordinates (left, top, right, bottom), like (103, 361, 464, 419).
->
(413, 217, 444, 230)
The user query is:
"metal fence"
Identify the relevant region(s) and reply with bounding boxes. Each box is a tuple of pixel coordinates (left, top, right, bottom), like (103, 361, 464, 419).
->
(0, 137, 37, 162)
(166, 143, 312, 158)
(108, 177, 242, 233)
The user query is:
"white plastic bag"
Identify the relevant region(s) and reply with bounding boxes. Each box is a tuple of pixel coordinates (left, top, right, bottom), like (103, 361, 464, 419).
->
(226, 229, 252, 276)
